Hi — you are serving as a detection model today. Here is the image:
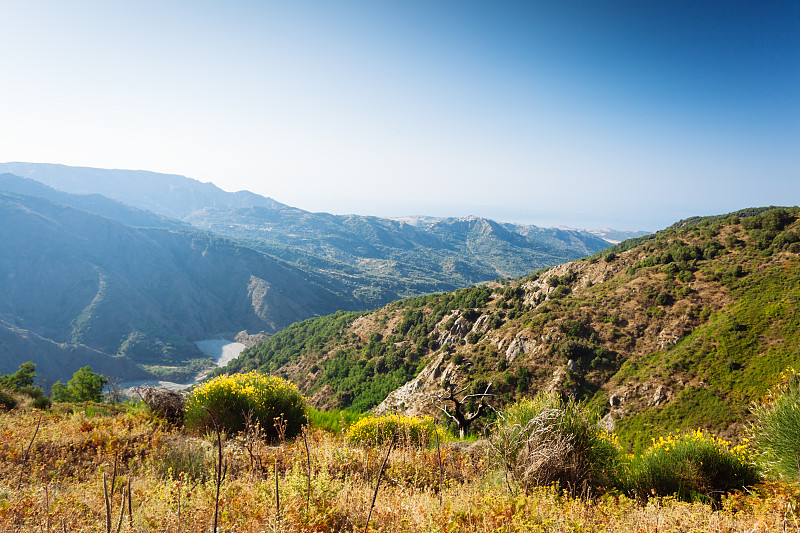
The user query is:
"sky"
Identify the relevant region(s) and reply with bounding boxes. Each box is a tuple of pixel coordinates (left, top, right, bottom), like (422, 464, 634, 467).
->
(1, 1, 798, 231)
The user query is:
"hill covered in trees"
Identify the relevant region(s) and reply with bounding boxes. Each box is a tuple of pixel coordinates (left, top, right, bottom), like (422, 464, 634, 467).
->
(223, 206, 800, 446)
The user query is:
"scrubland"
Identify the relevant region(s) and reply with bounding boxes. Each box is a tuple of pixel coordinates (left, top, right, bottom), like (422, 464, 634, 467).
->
(1, 405, 798, 533)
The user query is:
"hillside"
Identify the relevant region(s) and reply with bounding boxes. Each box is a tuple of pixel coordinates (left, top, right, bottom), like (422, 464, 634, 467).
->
(1, 163, 622, 308)
(224, 206, 800, 446)
(0, 192, 354, 385)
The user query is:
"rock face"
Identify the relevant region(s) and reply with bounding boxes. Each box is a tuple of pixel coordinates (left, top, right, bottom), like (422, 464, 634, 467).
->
(374, 353, 463, 416)
(505, 336, 539, 364)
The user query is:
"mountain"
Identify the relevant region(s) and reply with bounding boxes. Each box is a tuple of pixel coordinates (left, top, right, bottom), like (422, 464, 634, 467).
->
(0, 162, 283, 219)
(186, 208, 613, 305)
(0, 163, 622, 308)
(222, 206, 800, 447)
(0, 173, 187, 230)
(0, 191, 354, 384)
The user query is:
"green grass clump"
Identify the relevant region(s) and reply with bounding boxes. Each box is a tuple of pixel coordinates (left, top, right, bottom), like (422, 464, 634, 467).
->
(488, 393, 621, 495)
(346, 413, 443, 447)
(750, 369, 800, 481)
(307, 406, 364, 434)
(624, 429, 759, 503)
(184, 371, 307, 441)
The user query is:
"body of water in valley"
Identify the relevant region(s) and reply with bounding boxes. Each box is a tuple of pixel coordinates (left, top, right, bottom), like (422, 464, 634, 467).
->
(120, 338, 245, 393)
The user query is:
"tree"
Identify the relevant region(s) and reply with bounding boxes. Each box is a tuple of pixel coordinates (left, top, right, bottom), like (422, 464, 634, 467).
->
(51, 366, 108, 402)
(431, 380, 494, 439)
(0, 362, 36, 390)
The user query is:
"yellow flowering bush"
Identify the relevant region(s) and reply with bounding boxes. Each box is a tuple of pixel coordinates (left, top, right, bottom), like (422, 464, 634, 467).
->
(346, 414, 443, 447)
(624, 429, 759, 503)
(184, 372, 307, 441)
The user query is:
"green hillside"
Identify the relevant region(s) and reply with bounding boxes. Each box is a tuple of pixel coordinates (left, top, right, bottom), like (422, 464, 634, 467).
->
(223, 206, 800, 445)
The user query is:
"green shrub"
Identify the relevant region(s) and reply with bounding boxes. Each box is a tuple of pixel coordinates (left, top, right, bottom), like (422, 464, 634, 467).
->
(0, 363, 49, 409)
(487, 393, 621, 495)
(624, 429, 759, 503)
(346, 413, 443, 447)
(184, 371, 307, 441)
(0, 388, 18, 410)
(750, 369, 800, 481)
(0, 362, 36, 390)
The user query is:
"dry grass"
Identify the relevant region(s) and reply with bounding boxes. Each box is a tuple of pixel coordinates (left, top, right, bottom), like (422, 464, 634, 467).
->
(1, 407, 798, 532)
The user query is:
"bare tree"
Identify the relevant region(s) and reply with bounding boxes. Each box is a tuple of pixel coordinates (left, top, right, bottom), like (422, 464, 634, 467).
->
(431, 380, 493, 439)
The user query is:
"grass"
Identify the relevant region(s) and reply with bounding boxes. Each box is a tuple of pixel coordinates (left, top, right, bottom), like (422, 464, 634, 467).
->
(750, 369, 800, 482)
(306, 407, 364, 435)
(1, 404, 797, 532)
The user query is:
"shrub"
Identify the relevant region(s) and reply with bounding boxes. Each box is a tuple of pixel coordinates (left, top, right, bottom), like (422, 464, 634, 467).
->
(346, 413, 443, 447)
(184, 371, 307, 441)
(0, 362, 49, 409)
(624, 429, 759, 503)
(487, 393, 621, 495)
(135, 386, 186, 425)
(0, 362, 36, 390)
(0, 388, 18, 410)
(750, 369, 800, 481)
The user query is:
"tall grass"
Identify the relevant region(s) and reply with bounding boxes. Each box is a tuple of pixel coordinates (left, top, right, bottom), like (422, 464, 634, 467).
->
(306, 407, 364, 435)
(751, 369, 800, 481)
(487, 393, 621, 495)
(0, 406, 795, 532)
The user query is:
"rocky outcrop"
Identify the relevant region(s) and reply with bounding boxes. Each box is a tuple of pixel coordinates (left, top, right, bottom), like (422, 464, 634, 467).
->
(374, 353, 463, 416)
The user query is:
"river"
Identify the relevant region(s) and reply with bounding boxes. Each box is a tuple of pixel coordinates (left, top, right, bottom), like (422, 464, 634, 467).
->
(120, 338, 246, 393)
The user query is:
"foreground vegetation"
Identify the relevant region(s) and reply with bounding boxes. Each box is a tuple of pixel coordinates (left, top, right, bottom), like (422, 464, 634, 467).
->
(1, 399, 799, 532)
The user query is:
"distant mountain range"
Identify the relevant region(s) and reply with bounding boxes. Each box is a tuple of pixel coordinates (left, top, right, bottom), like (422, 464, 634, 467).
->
(0, 162, 645, 384)
(0, 163, 642, 306)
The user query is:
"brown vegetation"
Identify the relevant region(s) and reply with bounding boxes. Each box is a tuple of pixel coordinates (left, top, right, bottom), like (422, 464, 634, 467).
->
(1, 407, 798, 532)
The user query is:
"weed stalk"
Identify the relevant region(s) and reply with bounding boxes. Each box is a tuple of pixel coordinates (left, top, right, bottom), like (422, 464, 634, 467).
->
(302, 424, 312, 514)
(364, 427, 397, 533)
(17, 411, 43, 489)
(202, 406, 227, 533)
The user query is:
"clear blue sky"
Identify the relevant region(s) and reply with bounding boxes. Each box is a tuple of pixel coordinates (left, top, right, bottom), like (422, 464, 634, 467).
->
(1, 1, 798, 230)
